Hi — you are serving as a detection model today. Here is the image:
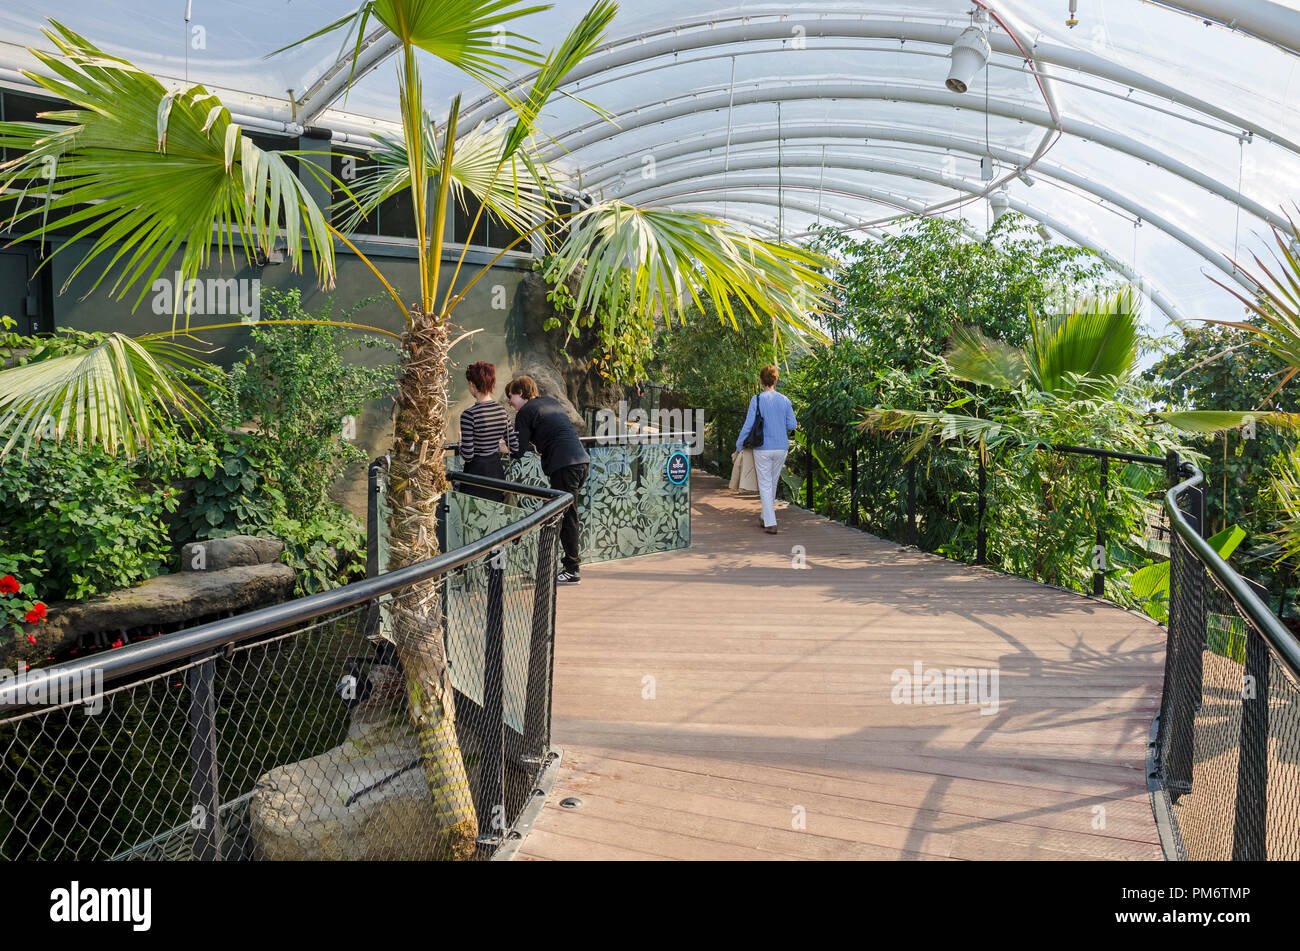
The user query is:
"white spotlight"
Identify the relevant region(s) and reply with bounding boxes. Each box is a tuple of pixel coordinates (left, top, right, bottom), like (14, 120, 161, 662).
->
(946, 23, 991, 94)
(1017, 171, 1036, 187)
(989, 188, 1010, 220)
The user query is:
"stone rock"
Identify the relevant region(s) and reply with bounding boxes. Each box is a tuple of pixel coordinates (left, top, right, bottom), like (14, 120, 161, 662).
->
(248, 666, 446, 861)
(508, 271, 625, 433)
(6, 563, 296, 666)
(180, 535, 284, 571)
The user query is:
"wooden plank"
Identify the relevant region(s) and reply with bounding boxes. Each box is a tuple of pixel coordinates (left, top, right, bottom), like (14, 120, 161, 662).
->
(516, 474, 1165, 862)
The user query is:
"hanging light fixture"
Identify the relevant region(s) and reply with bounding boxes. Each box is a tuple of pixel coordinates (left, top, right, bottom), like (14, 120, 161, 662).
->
(946, 12, 991, 94)
(989, 188, 1010, 220)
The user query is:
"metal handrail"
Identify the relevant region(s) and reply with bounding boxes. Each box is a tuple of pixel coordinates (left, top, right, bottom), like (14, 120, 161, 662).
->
(1165, 460, 1300, 682)
(443, 431, 698, 453)
(0, 471, 574, 708)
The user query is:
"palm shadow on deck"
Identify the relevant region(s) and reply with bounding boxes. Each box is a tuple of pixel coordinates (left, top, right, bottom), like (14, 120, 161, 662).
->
(522, 475, 1165, 860)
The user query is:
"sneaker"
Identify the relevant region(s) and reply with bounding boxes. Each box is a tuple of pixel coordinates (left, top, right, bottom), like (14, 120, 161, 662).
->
(556, 570, 581, 585)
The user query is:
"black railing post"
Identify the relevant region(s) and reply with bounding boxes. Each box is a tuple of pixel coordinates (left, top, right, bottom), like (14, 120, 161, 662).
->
(1094, 457, 1109, 597)
(976, 450, 987, 566)
(187, 656, 223, 861)
(1163, 458, 1204, 800)
(1233, 578, 1272, 860)
(478, 547, 507, 848)
(906, 457, 917, 547)
(367, 458, 385, 579)
(805, 427, 815, 510)
(522, 521, 559, 762)
(850, 436, 859, 527)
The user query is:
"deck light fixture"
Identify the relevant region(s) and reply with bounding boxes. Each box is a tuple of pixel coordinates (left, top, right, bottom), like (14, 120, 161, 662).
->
(946, 15, 991, 94)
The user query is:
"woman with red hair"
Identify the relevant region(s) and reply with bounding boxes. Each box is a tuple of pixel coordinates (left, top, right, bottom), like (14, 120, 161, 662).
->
(459, 361, 517, 502)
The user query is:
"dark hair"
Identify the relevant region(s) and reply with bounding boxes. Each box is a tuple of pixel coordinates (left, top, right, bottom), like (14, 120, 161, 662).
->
(506, 375, 539, 400)
(466, 361, 496, 394)
(760, 364, 779, 387)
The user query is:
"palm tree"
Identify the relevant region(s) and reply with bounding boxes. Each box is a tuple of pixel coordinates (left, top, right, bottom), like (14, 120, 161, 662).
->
(0, 4, 831, 858)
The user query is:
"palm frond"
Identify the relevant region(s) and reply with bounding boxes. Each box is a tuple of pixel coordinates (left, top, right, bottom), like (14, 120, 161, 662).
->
(540, 201, 834, 339)
(336, 118, 563, 239)
(0, 333, 211, 458)
(1027, 289, 1139, 397)
(273, 0, 549, 97)
(943, 323, 1030, 389)
(1207, 210, 1300, 380)
(0, 22, 338, 325)
(1154, 409, 1300, 435)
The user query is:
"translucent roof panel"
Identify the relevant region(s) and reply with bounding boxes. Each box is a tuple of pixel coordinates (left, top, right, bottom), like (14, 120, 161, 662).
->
(5, 0, 1300, 334)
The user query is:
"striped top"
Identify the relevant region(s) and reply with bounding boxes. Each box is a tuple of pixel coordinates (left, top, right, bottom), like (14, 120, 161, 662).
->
(459, 399, 518, 460)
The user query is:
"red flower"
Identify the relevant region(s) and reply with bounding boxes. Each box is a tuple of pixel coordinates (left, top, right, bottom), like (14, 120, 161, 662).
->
(25, 634, 35, 645)
(23, 603, 46, 624)
(111, 639, 123, 649)
(0, 575, 18, 596)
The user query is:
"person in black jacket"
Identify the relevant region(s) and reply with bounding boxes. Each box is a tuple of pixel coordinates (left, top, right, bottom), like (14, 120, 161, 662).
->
(506, 375, 590, 585)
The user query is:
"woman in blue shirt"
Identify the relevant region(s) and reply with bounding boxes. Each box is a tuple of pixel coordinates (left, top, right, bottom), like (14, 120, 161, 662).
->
(735, 364, 798, 534)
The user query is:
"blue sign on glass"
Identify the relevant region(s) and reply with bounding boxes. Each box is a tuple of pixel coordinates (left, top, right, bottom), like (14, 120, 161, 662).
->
(666, 450, 690, 485)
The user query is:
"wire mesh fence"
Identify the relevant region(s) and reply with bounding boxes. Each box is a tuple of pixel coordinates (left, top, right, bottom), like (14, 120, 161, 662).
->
(0, 472, 567, 861)
(1154, 472, 1300, 861)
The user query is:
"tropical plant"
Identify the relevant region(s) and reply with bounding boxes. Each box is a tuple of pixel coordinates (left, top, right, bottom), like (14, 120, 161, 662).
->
(212, 289, 398, 518)
(0, 3, 834, 858)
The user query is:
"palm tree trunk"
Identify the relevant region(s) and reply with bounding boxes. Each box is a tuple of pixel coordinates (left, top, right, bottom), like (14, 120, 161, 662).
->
(386, 307, 477, 859)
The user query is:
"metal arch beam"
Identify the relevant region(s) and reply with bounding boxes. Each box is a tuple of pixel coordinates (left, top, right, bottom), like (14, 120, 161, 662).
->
(622, 179, 1191, 328)
(1146, 1, 1300, 57)
(644, 192, 883, 235)
(546, 82, 1289, 235)
(614, 148, 1251, 291)
(579, 121, 1253, 287)
(459, 15, 1300, 156)
(297, 31, 403, 128)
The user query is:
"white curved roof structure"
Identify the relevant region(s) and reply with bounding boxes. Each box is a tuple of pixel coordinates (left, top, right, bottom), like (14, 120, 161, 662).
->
(3, 0, 1299, 332)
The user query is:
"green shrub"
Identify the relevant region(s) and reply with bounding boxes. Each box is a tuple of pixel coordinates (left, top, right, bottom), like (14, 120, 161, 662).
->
(0, 441, 179, 602)
(210, 289, 397, 518)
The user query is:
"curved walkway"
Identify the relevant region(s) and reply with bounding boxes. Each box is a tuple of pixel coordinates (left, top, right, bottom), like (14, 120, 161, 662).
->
(518, 474, 1166, 860)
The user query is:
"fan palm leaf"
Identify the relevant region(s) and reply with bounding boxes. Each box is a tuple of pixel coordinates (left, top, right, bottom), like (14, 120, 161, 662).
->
(0, 332, 210, 458)
(0, 23, 340, 324)
(1026, 290, 1139, 398)
(540, 201, 833, 339)
(274, 0, 550, 103)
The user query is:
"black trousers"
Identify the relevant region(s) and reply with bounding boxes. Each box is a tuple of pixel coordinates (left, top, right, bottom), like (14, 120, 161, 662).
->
(548, 463, 588, 574)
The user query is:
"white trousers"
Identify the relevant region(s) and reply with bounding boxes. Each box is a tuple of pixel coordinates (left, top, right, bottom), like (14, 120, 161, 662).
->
(753, 448, 788, 527)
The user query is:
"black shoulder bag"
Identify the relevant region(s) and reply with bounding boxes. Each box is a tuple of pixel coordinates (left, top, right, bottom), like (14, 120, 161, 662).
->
(742, 394, 765, 449)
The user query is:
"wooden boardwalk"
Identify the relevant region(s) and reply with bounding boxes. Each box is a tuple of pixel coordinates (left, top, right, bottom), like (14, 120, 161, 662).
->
(517, 474, 1166, 861)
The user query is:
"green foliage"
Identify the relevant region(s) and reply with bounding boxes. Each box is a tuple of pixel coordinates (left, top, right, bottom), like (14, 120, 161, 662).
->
(810, 214, 1110, 365)
(0, 316, 111, 366)
(1145, 320, 1299, 544)
(210, 288, 397, 518)
(1131, 525, 1246, 623)
(651, 299, 777, 412)
(0, 440, 179, 602)
(650, 299, 779, 466)
(535, 257, 654, 383)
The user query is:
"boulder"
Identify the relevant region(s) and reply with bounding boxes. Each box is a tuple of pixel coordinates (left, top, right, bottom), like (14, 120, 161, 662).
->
(248, 665, 447, 861)
(180, 535, 284, 572)
(7, 563, 296, 666)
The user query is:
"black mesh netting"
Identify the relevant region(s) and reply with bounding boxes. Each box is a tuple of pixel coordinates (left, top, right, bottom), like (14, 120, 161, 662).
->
(0, 514, 562, 862)
(1156, 522, 1300, 860)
